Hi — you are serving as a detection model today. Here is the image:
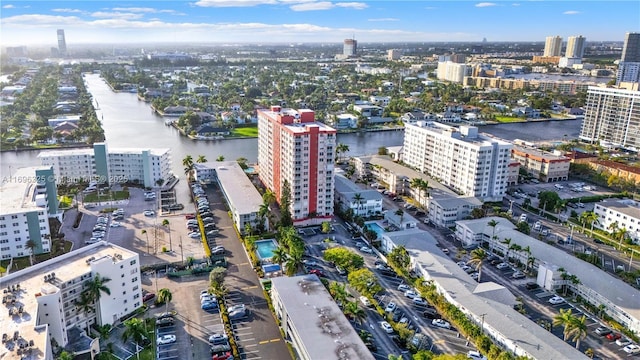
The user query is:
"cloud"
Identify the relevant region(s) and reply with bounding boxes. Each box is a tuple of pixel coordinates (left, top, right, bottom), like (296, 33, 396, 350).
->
(512, 3, 520, 6)
(563, 10, 580, 15)
(335, 2, 367, 9)
(290, 2, 334, 11)
(425, 6, 437, 10)
(475, 2, 497, 7)
(193, 0, 277, 7)
(90, 11, 145, 20)
(368, 18, 399, 22)
(52, 8, 83, 13)
(2, 4, 15, 8)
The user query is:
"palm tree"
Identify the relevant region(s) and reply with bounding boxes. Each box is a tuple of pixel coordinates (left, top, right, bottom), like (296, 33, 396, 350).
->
(182, 155, 194, 178)
(161, 219, 172, 252)
(215, 155, 225, 161)
(395, 209, 405, 229)
(58, 351, 74, 360)
(410, 178, 429, 206)
(122, 318, 146, 360)
(271, 246, 288, 273)
(85, 273, 111, 319)
(501, 238, 512, 262)
(487, 219, 498, 254)
(157, 288, 173, 314)
(468, 248, 488, 282)
(352, 193, 364, 215)
(336, 143, 350, 163)
(196, 155, 207, 163)
(343, 301, 366, 325)
(97, 324, 112, 341)
(553, 308, 576, 341)
(25, 239, 37, 265)
(568, 314, 588, 349)
(284, 250, 304, 276)
(329, 282, 349, 304)
(141, 229, 150, 254)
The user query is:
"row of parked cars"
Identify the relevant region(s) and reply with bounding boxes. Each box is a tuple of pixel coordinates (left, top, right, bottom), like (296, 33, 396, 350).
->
(87, 211, 122, 244)
(594, 326, 639, 354)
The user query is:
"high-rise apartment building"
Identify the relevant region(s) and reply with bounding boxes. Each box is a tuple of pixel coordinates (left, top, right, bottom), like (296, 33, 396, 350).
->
(1, 242, 142, 360)
(38, 142, 173, 187)
(343, 38, 357, 57)
(544, 36, 563, 57)
(436, 61, 469, 83)
(403, 122, 512, 201)
(565, 35, 586, 58)
(56, 29, 67, 57)
(617, 32, 640, 85)
(0, 166, 58, 260)
(257, 106, 336, 224)
(580, 86, 640, 150)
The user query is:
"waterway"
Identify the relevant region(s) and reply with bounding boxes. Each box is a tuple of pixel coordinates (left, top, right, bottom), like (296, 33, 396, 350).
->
(0, 73, 583, 177)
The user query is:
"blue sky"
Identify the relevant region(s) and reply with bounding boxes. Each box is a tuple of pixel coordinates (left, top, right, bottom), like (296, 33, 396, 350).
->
(1, 1, 638, 45)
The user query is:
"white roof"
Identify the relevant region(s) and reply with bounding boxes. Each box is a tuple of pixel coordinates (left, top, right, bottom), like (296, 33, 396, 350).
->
(197, 161, 262, 215)
(0, 166, 49, 214)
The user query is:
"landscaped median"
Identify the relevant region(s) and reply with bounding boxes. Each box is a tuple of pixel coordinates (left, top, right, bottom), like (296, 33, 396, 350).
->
(197, 213, 211, 257)
(218, 300, 240, 358)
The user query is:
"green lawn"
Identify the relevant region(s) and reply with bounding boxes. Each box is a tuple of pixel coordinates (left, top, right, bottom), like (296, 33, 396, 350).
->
(494, 115, 525, 123)
(84, 190, 130, 202)
(230, 127, 258, 137)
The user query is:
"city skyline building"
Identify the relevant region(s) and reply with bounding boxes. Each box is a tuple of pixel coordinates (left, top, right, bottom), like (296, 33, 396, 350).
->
(565, 35, 586, 58)
(544, 35, 563, 57)
(56, 29, 66, 57)
(580, 86, 640, 150)
(617, 32, 640, 85)
(403, 122, 512, 201)
(257, 106, 336, 225)
(343, 38, 357, 57)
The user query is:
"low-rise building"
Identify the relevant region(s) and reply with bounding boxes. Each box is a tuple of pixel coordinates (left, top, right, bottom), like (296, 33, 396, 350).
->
(381, 228, 588, 359)
(194, 161, 267, 234)
(1, 166, 58, 259)
(511, 146, 570, 182)
(0, 242, 142, 360)
(270, 275, 374, 360)
(456, 216, 640, 333)
(594, 199, 640, 242)
(427, 196, 483, 228)
(38, 142, 173, 188)
(334, 174, 383, 217)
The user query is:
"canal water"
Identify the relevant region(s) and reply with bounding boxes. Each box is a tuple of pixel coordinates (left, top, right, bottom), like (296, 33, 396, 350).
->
(0, 73, 582, 177)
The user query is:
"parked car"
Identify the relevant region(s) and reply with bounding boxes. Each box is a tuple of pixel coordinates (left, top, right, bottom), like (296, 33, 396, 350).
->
(606, 332, 622, 341)
(157, 335, 177, 345)
(201, 301, 218, 310)
(594, 238, 604, 244)
(384, 302, 397, 313)
(208, 333, 228, 345)
(404, 290, 418, 299)
(109, 222, 122, 228)
(525, 282, 539, 290)
(359, 246, 373, 254)
(143, 210, 155, 217)
(413, 297, 428, 307)
(360, 296, 372, 307)
(431, 319, 451, 329)
(512, 271, 526, 279)
(380, 321, 394, 334)
(188, 232, 201, 239)
(496, 263, 510, 270)
(143, 293, 155, 302)
(623, 344, 640, 354)
(201, 295, 217, 304)
(467, 350, 488, 360)
(229, 308, 248, 320)
(185, 213, 196, 220)
(211, 246, 225, 255)
(397, 284, 411, 292)
(423, 308, 441, 319)
(156, 317, 174, 327)
(595, 326, 612, 336)
(309, 269, 325, 277)
(548, 296, 565, 305)
(616, 338, 633, 346)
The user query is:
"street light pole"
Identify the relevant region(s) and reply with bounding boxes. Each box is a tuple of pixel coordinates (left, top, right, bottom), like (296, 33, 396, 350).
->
(480, 313, 486, 334)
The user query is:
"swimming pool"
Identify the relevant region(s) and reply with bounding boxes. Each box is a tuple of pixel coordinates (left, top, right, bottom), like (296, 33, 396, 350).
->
(366, 222, 386, 238)
(255, 239, 278, 260)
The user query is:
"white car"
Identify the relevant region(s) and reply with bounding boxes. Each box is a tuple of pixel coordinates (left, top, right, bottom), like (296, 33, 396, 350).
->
(188, 232, 201, 239)
(413, 297, 428, 307)
(201, 295, 216, 303)
(228, 304, 246, 313)
(616, 338, 633, 346)
(431, 319, 451, 329)
(208, 333, 228, 344)
(467, 350, 488, 360)
(624, 344, 640, 354)
(143, 210, 155, 217)
(384, 302, 397, 313)
(397, 284, 411, 292)
(157, 334, 176, 345)
(109, 222, 122, 227)
(359, 296, 372, 307)
(404, 290, 418, 299)
(470, 272, 480, 280)
(548, 296, 565, 305)
(496, 262, 510, 270)
(512, 271, 526, 279)
(359, 246, 373, 254)
(380, 321, 394, 334)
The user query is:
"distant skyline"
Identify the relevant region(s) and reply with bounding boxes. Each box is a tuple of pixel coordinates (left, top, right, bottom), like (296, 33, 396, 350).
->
(1, 1, 638, 46)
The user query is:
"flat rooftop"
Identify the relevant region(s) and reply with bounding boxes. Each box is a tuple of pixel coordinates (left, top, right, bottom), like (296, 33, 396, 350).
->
(271, 275, 374, 360)
(1, 167, 48, 215)
(201, 161, 262, 215)
(408, 121, 512, 147)
(598, 199, 640, 219)
(37, 146, 170, 157)
(513, 145, 569, 161)
(0, 242, 138, 360)
(283, 121, 336, 134)
(334, 175, 383, 202)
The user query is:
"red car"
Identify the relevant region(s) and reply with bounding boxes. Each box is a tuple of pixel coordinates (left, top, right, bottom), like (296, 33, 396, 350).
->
(309, 269, 325, 277)
(606, 332, 622, 341)
(185, 213, 196, 220)
(212, 352, 233, 360)
(143, 293, 155, 302)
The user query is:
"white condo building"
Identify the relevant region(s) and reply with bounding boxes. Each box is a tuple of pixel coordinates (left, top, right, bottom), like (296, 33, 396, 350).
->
(403, 122, 512, 201)
(436, 61, 469, 83)
(1, 242, 142, 360)
(38, 142, 173, 188)
(593, 199, 640, 243)
(1, 167, 59, 260)
(544, 35, 563, 57)
(257, 106, 336, 224)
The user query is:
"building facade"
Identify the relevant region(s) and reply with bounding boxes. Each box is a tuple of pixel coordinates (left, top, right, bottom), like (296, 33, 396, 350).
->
(257, 106, 336, 224)
(617, 32, 640, 85)
(579, 87, 640, 150)
(1, 242, 141, 360)
(56, 29, 67, 57)
(427, 196, 482, 228)
(194, 161, 267, 234)
(343, 38, 357, 57)
(544, 35, 563, 57)
(38, 142, 173, 188)
(511, 146, 570, 182)
(0, 167, 58, 260)
(593, 199, 640, 243)
(403, 122, 512, 201)
(565, 35, 586, 58)
(334, 174, 383, 217)
(436, 61, 469, 83)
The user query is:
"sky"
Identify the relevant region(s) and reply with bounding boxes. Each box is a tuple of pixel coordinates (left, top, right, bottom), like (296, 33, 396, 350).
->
(1, 1, 638, 46)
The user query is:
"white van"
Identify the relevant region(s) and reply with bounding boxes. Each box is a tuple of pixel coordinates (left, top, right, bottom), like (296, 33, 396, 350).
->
(554, 184, 564, 190)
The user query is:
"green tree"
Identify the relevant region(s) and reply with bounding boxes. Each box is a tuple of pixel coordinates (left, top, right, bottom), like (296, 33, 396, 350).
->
(58, 351, 74, 360)
(553, 308, 576, 341)
(388, 245, 410, 272)
(25, 239, 37, 265)
(182, 155, 194, 177)
(410, 178, 429, 206)
(280, 179, 293, 227)
(323, 247, 365, 271)
(487, 219, 499, 253)
(122, 318, 146, 360)
(516, 221, 531, 235)
(336, 143, 350, 163)
(343, 301, 366, 325)
(352, 193, 364, 215)
(196, 155, 207, 163)
(468, 248, 488, 282)
(85, 273, 111, 320)
(284, 249, 304, 276)
(328, 282, 349, 304)
(161, 219, 172, 252)
(271, 246, 288, 273)
(538, 191, 562, 213)
(395, 208, 405, 229)
(141, 229, 150, 254)
(157, 288, 173, 314)
(347, 268, 382, 296)
(568, 314, 588, 349)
